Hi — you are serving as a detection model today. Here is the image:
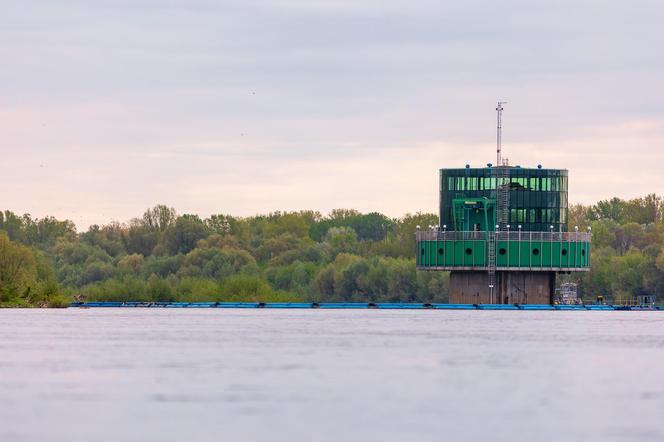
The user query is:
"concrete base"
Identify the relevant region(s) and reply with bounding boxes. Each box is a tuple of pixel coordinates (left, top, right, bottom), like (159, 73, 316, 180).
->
(449, 271, 555, 304)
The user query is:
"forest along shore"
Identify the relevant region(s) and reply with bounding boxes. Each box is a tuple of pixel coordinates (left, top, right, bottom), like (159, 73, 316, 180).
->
(1, 194, 663, 307)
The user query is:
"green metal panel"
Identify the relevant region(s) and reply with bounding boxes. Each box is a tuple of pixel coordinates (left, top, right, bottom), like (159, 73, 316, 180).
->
(508, 241, 519, 267)
(530, 242, 542, 267)
(551, 241, 561, 267)
(445, 240, 453, 266)
(497, 241, 508, 267)
(416, 239, 589, 270)
(561, 241, 569, 267)
(518, 242, 529, 268)
(462, 240, 475, 267)
(454, 241, 463, 265)
(581, 242, 588, 267)
(540, 242, 551, 267)
(475, 240, 486, 266)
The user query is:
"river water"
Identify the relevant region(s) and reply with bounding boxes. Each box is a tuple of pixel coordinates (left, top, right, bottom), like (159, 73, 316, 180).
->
(1, 309, 663, 442)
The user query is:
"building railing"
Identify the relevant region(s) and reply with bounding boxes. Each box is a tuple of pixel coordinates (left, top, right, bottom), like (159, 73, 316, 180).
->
(415, 230, 592, 242)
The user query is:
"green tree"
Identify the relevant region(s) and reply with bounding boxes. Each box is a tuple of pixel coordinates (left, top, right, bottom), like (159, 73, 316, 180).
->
(325, 227, 359, 257)
(123, 220, 159, 256)
(117, 253, 144, 275)
(0, 231, 37, 301)
(386, 258, 417, 301)
(0, 231, 64, 306)
(591, 197, 628, 223)
(142, 205, 177, 232)
(142, 254, 185, 277)
(178, 247, 256, 279)
(162, 214, 209, 255)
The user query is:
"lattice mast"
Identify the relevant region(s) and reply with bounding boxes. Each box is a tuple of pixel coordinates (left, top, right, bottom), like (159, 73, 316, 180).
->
(495, 101, 510, 229)
(497, 101, 504, 166)
(489, 101, 509, 302)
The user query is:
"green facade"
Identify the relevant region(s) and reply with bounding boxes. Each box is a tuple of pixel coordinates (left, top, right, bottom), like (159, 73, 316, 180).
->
(440, 167, 568, 232)
(419, 165, 590, 278)
(417, 238, 590, 270)
(452, 198, 495, 232)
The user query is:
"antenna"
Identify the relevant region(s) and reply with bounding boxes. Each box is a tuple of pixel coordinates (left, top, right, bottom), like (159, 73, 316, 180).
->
(496, 101, 507, 166)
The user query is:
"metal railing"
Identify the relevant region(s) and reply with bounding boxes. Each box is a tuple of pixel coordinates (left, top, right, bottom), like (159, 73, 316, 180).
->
(416, 230, 592, 242)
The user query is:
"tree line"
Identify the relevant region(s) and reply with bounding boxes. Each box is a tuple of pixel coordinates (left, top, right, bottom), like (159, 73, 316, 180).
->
(567, 194, 664, 303)
(1, 194, 663, 306)
(0, 207, 443, 305)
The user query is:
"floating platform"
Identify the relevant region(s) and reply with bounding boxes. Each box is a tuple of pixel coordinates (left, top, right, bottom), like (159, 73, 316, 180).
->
(518, 304, 555, 311)
(69, 302, 661, 311)
(477, 304, 519, 310)
(432, 303, 476, 310)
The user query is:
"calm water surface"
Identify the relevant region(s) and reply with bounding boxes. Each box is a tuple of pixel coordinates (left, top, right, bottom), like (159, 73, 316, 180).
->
(1, 309, 663, 442)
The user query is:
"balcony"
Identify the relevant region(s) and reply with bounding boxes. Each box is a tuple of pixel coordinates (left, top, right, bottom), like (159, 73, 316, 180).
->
(416, 230, 591, 271)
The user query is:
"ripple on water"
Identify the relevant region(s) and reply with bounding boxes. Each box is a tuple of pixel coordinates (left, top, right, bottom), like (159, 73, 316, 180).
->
(0, 309, 663, 442)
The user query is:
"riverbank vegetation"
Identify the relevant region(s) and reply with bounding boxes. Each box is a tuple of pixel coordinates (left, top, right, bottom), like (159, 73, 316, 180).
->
(0, 231, 69, 307)
(1, 194, 663, 306)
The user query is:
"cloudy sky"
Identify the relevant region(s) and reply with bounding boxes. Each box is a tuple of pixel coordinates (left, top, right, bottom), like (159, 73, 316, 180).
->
(2, 0, 663, 228)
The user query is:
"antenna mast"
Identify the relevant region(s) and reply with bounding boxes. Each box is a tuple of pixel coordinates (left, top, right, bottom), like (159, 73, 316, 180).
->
(496, 101, 506, 166)
(489, 101, 509, 302)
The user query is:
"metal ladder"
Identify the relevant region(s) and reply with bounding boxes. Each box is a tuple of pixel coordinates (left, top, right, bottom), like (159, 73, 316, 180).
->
(488, 231, 496, 303)
(496, 164, 510, 230)
(488, 163, 509, 303)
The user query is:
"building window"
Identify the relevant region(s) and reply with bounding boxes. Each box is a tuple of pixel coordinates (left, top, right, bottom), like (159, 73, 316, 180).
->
(469, 177, 478, 190)
(518, 209, 525, 223)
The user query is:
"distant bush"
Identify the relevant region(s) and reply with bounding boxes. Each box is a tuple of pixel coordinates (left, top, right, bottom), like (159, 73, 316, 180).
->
(220, 274, 278, 302)
(176, 277, 219, 302)
(48, 294, 72, 308)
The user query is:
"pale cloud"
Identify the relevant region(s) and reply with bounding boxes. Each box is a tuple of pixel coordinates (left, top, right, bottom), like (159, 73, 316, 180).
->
(1, 0, 663, 228)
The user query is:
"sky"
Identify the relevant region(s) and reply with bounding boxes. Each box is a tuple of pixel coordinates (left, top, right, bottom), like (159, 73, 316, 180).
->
(2, 0, 663, 229)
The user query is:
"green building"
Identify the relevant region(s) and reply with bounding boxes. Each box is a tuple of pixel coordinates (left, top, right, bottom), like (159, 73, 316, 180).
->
(416, 104, 590, 304)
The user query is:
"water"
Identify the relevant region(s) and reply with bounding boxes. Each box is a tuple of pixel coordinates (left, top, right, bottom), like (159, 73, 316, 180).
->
(1, 309, 663, 442)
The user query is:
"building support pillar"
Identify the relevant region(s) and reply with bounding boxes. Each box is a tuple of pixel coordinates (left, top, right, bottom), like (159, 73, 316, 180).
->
(449, 271, 555, 304)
